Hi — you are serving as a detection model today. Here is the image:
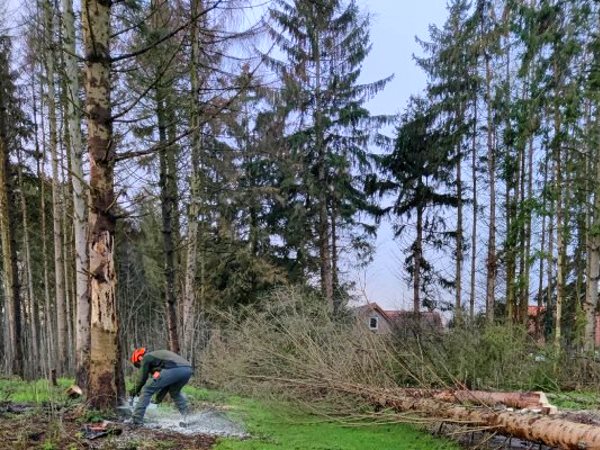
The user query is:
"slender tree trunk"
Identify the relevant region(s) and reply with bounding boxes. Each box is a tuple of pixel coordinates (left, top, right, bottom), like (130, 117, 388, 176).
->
(61, 153, 73, 371)
(312, 31, 333, 306)
(16, 146, 39, 378)
(554, 122, 565, 351)
(182, 0, 203, 361)
(83, 0, 121, 409)
(484, 50, 496, 323)
(414, 204, 423, 313)
(537, 151, 549, 341)
(37, 74, 55, 376)
(156, 93, 180, 353)
(456, 144, 463, 318)
(584, 117, 600, 352)
(520, 136, 534, 325)
(331, 198, 340, 315)
(44, 0, 67, 374)
(62, 0, 90, 389)
(470, 98, 478, 320)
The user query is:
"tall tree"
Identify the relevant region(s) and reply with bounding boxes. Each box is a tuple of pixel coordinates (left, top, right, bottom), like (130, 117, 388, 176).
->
(371, 97, 458, 312)
(61, 0, 90, 389)
(268, 0, 389, 310)
(83, 0, 120, 408)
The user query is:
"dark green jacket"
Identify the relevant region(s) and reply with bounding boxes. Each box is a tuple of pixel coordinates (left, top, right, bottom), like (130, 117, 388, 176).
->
(133, 350, 191, 395)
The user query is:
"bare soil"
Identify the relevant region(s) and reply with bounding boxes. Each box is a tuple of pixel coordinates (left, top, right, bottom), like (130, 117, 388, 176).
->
(0, 402, 217, 450)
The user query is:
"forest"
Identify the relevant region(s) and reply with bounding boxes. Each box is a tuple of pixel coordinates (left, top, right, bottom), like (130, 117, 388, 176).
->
(2, 0, 600, 448)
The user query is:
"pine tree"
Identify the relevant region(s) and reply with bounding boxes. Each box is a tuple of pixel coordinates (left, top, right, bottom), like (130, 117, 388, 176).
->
(267, 0, 390, 310)
(371, 97, 459, 312)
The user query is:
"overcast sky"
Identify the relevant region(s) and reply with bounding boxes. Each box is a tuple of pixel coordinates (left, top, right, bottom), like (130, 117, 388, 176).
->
(3, 0, 451, 311)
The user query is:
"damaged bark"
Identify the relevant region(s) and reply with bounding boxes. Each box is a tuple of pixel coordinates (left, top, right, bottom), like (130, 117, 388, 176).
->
(83, 0, 120, 409)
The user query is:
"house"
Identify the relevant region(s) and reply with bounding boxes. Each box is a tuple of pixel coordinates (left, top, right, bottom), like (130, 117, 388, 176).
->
(353, 303, 394, 334)
(354, 303, 443, 335)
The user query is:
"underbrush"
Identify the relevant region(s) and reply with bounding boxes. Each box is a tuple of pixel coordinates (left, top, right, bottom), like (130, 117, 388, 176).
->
(200, 287, 600, 406)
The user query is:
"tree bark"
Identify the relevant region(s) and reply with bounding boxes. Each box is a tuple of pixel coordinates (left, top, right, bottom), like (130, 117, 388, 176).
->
(469, 97, 478, 320)
(43, 0, 68, 374)
(62, 0, 90, 389)
(37, 74, 55, 376)
(83, 0, 121, 409)
(584, 127, 600, 352)
(16, 146, 40, 377)
(414, 205, 423, 313)
(182, 0, 203, 361)
(484, 48, 496, 323)
(315, 39, 333, 306)
(455, 144, 463, 318)
(335, 383, 600, 449)
(157, 93, 180, 353)
(554, 95, 565, 351)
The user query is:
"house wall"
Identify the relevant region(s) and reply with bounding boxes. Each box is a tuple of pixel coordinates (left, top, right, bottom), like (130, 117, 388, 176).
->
(356, 310, 392, 334)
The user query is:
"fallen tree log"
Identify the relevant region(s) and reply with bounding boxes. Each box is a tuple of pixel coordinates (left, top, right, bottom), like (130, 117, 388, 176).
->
(245, 376, 600, 449)
(337, 382, 600, 450)
(400, 388, 557, 414)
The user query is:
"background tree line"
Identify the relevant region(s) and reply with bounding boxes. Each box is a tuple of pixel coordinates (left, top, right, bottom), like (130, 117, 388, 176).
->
(1, 0, 600, 407)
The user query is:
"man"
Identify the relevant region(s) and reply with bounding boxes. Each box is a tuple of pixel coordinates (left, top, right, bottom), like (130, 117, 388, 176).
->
(129, 347, 193, 425)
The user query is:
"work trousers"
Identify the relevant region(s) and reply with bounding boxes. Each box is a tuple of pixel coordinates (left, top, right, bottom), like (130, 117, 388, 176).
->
(132, 366, 193, 424)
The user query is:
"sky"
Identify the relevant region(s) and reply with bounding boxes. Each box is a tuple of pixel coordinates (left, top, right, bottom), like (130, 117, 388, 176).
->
(3, 0, 451, 311)
(352, 0, 449, 310)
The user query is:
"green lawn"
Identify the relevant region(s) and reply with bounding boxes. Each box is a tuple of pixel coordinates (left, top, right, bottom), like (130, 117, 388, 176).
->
(184, 387, 460, 450)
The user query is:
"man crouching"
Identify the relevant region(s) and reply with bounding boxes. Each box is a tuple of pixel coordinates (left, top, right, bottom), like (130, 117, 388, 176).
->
(129, 347, 193, 425)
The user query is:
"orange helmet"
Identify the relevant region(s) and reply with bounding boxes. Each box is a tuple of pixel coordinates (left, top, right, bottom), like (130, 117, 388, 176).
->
(131, 347, 146, 366)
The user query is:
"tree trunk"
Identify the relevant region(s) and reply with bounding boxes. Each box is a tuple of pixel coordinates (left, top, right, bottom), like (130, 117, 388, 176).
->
(335, 382, 600, 449)
(554, 102, 565, 351)
(16, 146, 39, 378)
(83, 0, 121, 409)
(414, 205, 423, 313)
(62, 0, 90, 389)
(312, 30, 333, 306)
(156, 93, 180, 353)
(182, 0, 203, 362)
(520, 136, 534, 325)
(455, 145, 463, 319)
(484, 49, 496, 323)
(537, 151, 549, 341)
(331, 198, 340, 315)
(44, 0, 67, 374)
(37, 75, 55, 376)
(469, 97, 478, 320)
(584, 123, 600, 352)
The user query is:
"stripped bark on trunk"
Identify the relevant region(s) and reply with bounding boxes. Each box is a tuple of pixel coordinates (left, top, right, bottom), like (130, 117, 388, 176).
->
(83, 0, 121, 409)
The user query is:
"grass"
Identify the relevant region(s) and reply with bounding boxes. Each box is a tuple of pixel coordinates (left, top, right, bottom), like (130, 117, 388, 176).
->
(547, 391, 600, 409)
(183, 387, 460, 450)
(0, 377, 71, 403)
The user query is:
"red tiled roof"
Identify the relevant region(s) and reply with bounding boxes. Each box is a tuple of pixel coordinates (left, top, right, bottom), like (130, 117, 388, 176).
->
(528, 306, 546, 317)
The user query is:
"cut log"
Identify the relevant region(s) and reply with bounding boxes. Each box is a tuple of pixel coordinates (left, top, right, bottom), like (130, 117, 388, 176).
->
(66, 385, 83, 398)
(337, 383, 600, 450)
(401, 388, 557, 414)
